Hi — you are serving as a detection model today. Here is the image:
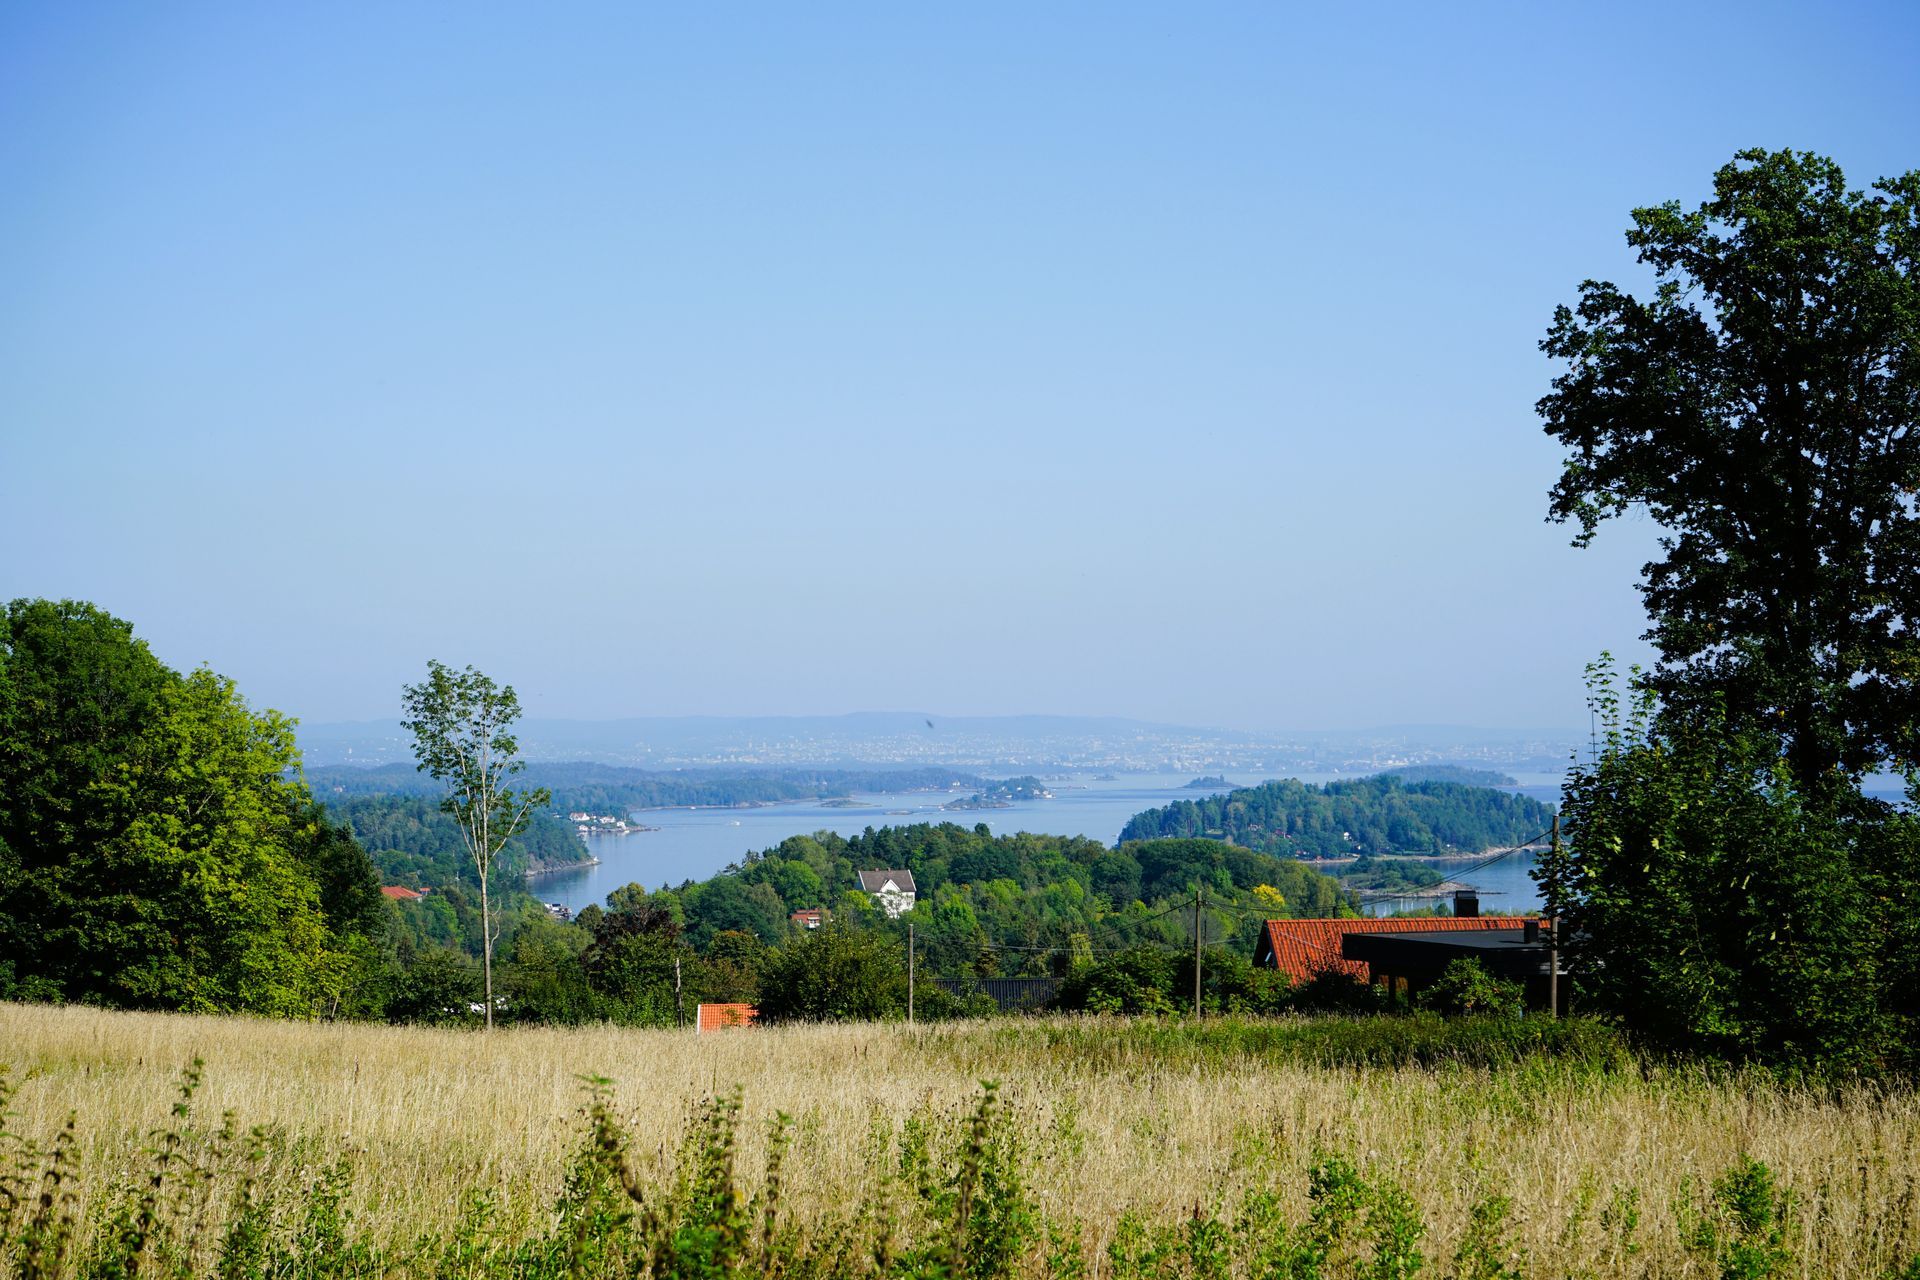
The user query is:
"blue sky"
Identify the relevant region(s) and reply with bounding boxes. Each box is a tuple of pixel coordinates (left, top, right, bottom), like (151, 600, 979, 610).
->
(3, 3, 1915, 730)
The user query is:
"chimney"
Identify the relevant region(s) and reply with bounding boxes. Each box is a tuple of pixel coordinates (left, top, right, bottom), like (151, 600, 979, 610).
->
(1452, 888, 1479, 918)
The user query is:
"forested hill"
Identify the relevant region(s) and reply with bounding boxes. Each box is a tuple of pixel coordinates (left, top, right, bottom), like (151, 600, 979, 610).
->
(1119, 774, 1554, 858)
(639, 822, 1356, 980)
(325, 795, 590, 889)
(306, 763, 987, 811)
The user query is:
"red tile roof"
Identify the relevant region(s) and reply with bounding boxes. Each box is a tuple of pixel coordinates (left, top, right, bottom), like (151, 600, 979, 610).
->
(1258, 916, 1530, 983)
(696, 1003, 758, 1033)
(380, 885, 424, 901)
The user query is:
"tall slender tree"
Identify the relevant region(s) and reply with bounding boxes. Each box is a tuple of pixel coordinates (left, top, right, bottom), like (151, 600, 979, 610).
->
(401, 661, 549, 1029)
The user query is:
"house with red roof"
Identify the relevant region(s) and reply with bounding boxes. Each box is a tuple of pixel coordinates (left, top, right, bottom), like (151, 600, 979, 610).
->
(380, 885, 425, 902)
(1255, 914, 1531, 984)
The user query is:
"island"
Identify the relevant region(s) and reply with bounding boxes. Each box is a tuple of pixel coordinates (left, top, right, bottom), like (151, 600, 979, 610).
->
(1183, 775, 1232, 790)
(943, 774, 1054, 811)
(1120, 772, 1553, 859)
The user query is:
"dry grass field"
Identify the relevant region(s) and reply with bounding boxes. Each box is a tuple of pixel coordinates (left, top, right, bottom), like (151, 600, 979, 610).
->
(2, 1000, 1918, 1277)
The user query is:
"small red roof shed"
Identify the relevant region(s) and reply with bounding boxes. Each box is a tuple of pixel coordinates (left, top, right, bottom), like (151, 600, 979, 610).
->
(696, 1003, 758, 1033)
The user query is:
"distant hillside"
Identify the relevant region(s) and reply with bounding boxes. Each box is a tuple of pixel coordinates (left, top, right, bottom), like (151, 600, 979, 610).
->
(306, 763, 987, 813)
(1119, 775, 1554, 858)
(1380, 764, 1518, 787)
(323, 794, 591, 889)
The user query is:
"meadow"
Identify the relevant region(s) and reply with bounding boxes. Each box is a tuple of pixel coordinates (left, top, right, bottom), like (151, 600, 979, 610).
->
(2, 1001, 1918, 1278)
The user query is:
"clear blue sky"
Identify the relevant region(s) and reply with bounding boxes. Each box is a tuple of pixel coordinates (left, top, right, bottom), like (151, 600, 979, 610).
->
(3, 3, 1914, 730)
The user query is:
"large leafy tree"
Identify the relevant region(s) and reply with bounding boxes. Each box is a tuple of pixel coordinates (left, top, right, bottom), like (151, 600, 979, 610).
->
(401, 660, 550, 1030)
(0, 599, 384, 1014)
(1540, 148, 1920, 783)
(1540, 153, 1920, 1069)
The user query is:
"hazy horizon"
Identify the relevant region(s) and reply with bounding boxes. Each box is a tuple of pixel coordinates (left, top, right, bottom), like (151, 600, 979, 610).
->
(6, 4, 1914, 731)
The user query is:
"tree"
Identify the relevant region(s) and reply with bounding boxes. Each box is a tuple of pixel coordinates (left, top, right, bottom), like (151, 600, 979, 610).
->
(1540, 149, 1920, 783)
(1539, 150, 1920, 1068)
(582, 893, 687, 1025)
(1555, 666, 1900, 1067)
(0, 600, 383, 1015)
(756, 922, 907, 1022)
(401, 660, 550, 1029)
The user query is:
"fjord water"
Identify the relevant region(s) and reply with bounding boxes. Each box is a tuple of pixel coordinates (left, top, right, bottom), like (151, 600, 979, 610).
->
(536, 773, 1561, 917)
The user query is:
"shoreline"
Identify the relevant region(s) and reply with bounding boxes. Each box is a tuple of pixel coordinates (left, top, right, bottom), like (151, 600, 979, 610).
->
(525, 856, 600, 879)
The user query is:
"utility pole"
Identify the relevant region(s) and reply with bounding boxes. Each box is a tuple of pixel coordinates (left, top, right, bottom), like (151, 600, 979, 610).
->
(1193, 885, 1204, 1016)
(908, 921, 915, 1026)
(1548, 815, 1561, 1019)
(674, 955, 684, 1028)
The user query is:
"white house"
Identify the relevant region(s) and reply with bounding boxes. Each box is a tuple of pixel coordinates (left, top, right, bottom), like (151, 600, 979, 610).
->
(857, 868, 917, 918)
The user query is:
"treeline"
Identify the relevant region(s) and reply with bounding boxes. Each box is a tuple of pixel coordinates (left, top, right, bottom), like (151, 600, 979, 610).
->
(326, 794, 588, 886)
(1380, 764, 1518, 786)
(308, 762, 987, 811)
(1120, 774, 1554, 858)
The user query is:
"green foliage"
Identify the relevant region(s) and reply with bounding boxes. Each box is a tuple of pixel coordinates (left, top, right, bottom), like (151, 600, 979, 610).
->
(1052, 946, 1292, 1017)
(325, 794, 588, 888)
(652, 824, 1355, 995)
(1685, 1157, 1793, 1280)
(1054, 947, 1177, 1017)
(581, 894, 689, 1027)
(1541, 149, 1920, 782)
(1381, 765, 1516, 787)
(1556, 660, 1917, 1072)
(1450, 1193, 1524, 1280)
(1120, 776, 1552, 859)
(1417, 959, 1523, 1019)
(0, 599, 387, 1018)
(1537, 151, 1920, 1078)
(385, 945, 483, 1025)
(757, 922, 908, 1022)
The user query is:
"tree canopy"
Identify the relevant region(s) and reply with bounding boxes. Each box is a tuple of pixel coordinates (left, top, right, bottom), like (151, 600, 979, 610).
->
(1541, 148, 1920, 783)
(0, 599, 386, 1015)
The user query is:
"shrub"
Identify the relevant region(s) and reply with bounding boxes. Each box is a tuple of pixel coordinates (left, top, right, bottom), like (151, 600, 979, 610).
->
(1418, 959, 1523, 1018)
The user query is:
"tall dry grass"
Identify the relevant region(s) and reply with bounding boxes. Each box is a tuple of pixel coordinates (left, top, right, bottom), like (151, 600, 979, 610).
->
(2, 1000, 1917, 1276)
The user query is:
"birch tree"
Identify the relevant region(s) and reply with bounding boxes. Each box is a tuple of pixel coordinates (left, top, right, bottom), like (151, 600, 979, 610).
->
(400, 660, 549, 1029)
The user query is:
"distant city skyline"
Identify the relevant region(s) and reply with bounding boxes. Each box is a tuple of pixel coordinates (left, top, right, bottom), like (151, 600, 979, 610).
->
(292, 710, 1589, 773)
(4, 4, 1913, 731)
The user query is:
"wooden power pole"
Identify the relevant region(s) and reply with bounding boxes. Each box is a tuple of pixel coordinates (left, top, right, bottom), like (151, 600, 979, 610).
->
(1193, 886, 1204, 1015)
(908, 921, 915, 1025)
(1548, 815, 1561, 1019)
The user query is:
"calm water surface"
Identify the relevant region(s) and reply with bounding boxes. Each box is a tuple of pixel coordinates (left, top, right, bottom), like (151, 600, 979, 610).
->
(535, 772, 1566, 916)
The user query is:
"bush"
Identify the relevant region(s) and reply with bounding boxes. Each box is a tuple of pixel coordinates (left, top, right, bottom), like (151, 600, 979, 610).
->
(756, 921, 907, 1022)
(1418, 958, 1523, 1018)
